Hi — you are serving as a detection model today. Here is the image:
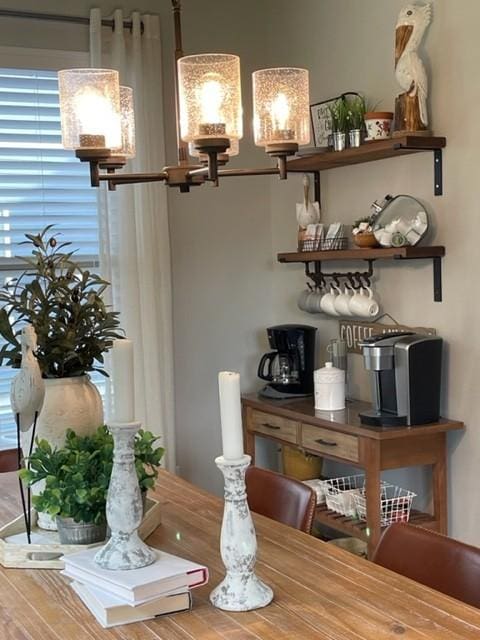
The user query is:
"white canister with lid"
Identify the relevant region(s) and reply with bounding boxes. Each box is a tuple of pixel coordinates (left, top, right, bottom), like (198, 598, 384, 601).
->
(314, 362, 345, 411)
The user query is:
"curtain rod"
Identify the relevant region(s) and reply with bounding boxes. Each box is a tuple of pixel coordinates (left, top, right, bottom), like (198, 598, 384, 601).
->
(0, 9, 142, 32)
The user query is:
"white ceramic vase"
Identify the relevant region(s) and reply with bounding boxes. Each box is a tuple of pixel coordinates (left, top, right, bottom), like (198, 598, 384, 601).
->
(21, 375, 104, 530)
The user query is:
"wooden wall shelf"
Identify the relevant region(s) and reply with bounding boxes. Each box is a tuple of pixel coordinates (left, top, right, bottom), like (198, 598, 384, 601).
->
(277, 245, 445, 302)
(287, 135, 446, 196)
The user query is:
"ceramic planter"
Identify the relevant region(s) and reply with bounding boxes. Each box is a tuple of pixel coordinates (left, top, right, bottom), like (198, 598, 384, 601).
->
(21, 375, 103, 531)
(57, 517, 106, 545)
(364, 112, 393, 141)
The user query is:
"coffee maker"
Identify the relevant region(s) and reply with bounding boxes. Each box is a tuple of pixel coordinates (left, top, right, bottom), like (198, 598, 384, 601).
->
(257, 324, 316, 399)
(358, 332, 442, 426)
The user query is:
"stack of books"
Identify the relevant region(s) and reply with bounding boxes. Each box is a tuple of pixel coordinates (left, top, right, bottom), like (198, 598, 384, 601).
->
(62, 547, 208, 628)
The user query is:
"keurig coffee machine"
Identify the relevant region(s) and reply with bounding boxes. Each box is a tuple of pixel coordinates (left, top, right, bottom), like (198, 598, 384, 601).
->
(359, 332, 442, 426)
(257, 324, 316, 399)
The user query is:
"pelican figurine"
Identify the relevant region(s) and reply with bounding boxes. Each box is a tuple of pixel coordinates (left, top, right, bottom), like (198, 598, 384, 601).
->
(395, 3, 432, 127)
(10, 324, 45, 436)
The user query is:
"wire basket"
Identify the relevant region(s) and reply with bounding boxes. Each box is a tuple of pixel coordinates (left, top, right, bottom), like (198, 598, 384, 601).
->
(299, 236, 348, 252)
(323, 475, 367, 517)
(353, 484, 416, 527)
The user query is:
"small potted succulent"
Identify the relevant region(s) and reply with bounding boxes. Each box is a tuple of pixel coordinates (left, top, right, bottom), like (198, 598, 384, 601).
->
(328, 99, 349, 151)
(352, 215, 379, 248)
(346, 95, 366, 148)
(20, 426, 164, 544)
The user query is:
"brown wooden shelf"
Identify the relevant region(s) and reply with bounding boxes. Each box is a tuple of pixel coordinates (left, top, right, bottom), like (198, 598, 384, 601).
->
(277, 245, 445, 264)
(315, 504, 436, 542)
(287, 135, 446, 172)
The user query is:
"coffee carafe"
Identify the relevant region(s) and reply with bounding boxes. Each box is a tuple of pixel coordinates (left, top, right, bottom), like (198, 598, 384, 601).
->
(258, 324, 317, 399)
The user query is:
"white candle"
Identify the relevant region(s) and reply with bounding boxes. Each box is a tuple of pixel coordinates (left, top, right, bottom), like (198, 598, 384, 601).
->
(111, 338, 135, 423)
(218, 371, 244, 460)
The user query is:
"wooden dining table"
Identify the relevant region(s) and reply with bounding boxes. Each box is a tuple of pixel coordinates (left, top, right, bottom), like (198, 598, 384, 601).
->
(1, 470, 480, 639)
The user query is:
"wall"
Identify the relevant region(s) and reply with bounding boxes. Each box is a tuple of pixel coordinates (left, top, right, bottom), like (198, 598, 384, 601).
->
(265, 0, 480, 544)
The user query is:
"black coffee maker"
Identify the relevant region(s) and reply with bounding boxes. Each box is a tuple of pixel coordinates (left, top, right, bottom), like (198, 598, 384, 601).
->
(258, 324, 317, 399)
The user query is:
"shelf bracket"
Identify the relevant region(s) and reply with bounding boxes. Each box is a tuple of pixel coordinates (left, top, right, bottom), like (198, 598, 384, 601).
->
(305, 259, 375, 289)
(393, 142, 443, 196)
(394, 254, 443, 302)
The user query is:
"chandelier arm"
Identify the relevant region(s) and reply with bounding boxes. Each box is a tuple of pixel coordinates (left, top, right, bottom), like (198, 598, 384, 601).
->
(217, 167, 281, 178)
(98, 172, 169, 185)
(172, 0, 189, 165)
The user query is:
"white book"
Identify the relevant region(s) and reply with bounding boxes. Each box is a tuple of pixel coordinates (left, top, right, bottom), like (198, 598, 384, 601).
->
(62, 547, 208, 605)
(71, 581, 192, 628)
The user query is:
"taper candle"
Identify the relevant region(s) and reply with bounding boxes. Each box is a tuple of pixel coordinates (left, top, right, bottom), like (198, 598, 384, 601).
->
(218, 371, 244, 460)
(111, 338, 135, 423)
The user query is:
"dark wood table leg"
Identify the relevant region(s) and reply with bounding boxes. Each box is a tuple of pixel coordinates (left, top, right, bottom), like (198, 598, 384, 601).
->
(360, 438, 382, 559)
(432, 431, 447, 534)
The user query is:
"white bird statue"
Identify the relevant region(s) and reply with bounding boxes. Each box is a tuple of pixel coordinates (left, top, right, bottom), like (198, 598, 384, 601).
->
(10, 325, 45, 435)
(395, 3, 432, 128)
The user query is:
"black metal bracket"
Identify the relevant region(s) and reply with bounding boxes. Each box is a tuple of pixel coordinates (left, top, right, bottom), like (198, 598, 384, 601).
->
(393, 143, 443, 196)
(393, 254, 443, 302)
(305, 259, 375, 290)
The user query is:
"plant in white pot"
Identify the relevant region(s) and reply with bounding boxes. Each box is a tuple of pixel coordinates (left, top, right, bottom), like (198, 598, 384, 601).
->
(0, 226, 122, 528)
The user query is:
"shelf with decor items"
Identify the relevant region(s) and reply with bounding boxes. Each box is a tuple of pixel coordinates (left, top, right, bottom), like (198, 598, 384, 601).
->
(277, 245, 445, 302)
(287, 135, 446, 196)
(241, 394, 464, 558)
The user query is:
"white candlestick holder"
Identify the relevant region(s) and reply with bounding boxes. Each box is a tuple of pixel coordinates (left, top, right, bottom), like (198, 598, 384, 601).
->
(210, 454, 273, 611)
(95, 421, 156, 571)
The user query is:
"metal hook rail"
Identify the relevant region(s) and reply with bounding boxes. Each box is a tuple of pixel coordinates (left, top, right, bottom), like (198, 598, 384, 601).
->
(306, 259, 375, 290)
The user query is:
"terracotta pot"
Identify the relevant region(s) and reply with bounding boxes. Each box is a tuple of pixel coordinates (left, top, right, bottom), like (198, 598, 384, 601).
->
(353, 232, 379, 248)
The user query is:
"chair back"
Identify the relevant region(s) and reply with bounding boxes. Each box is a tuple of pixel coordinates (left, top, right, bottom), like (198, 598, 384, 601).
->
(245, 466, 316, 534)
(0, 448, 18, 473)
(373, 523, 480, 609)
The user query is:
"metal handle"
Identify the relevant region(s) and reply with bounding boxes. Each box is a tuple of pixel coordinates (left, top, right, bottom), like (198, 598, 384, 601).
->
(261, 423, 281, 431)
(315, 438, 338, 447)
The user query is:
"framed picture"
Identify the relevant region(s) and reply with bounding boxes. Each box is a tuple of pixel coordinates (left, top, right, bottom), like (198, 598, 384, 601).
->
(310, 92, 360, 148)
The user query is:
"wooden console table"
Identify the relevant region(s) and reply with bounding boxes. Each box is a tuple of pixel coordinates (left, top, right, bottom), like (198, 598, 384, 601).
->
(242, 394, 464, 557)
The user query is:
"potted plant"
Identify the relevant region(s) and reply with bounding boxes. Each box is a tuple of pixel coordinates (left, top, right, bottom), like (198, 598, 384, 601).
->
(20, 426, 164, 544)
(352, 215, 379, 248)
(363, 100, 393, 141)
(346, 95, 366, 147)
(0, 226, 122, 449)
(328, 99, 349, 151)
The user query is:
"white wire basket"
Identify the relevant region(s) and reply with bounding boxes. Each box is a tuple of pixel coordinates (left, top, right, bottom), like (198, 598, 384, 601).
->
(323, 475, 368, 518)
(353, 484, 417, 527)
(302, 479, 327, 505)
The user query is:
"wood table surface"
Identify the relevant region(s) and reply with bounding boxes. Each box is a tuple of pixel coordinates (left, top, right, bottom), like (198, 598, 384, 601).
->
(1, 470, 480, 639)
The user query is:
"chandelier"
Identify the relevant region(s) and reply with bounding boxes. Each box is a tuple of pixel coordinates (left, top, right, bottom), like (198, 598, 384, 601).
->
(57, 1, 310, 192)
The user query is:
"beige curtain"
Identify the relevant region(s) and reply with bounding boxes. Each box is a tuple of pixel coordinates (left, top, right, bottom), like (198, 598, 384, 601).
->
(90, 8, 175, 471)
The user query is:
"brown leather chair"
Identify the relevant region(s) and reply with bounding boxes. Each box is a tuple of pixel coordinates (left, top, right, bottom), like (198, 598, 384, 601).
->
(0, 448, 18, 473)
(245, 466, 316, 534)
(372, 523, 480, 609)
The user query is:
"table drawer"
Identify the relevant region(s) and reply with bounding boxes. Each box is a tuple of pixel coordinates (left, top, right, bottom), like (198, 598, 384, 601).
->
(301, 424, 359, 462)
(249, 410, 299, 444)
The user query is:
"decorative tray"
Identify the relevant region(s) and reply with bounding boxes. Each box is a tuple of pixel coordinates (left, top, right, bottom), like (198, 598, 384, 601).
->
(0, 497, 161, 570)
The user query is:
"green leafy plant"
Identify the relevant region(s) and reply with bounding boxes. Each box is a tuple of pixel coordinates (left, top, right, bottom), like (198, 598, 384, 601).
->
(346, 95, 366, 130)
(20, 426, 165, 525)
(328, 99, 349, 133)
(0, 226, 122, 378)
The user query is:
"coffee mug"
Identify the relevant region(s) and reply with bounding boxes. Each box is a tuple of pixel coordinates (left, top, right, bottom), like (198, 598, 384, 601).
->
(334, 284, 354, 317)
(320, 286, 340, 316)
(348, 286, 380, 318)
(297, 288, 312, 312)
(307, 288, 325, 313)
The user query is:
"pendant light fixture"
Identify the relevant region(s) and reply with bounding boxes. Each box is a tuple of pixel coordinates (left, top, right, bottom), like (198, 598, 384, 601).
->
(58, 1, 310, 192)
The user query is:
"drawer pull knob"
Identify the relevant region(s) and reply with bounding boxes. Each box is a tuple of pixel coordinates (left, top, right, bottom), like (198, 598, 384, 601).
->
(315, 438, 338, 447)
(261, 422, 281, 430)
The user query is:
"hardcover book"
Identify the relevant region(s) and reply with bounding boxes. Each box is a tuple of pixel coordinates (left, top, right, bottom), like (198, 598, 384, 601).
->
(63, 547, 208, 605)
(71, 581, 192, 628)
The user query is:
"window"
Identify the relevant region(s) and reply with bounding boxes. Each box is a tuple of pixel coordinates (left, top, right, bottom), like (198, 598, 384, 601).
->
(0, 67, 100, 448)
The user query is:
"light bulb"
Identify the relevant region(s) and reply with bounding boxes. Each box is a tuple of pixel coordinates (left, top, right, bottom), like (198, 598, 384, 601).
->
(200, 77, 225, 125)
(271, 93, 291, 136)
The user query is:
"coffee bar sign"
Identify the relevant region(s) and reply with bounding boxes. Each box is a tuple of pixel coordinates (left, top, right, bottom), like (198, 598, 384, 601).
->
(339, 320, 436, 354)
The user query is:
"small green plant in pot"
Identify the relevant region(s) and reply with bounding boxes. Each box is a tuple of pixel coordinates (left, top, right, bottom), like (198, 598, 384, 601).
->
(328, 99, 349, 151)
(20, 426, 164, 545)
(346, 95, 366, 147)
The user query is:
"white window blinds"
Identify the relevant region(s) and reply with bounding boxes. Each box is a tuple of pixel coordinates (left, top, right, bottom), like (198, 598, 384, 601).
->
(0, 67, 100, 448)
